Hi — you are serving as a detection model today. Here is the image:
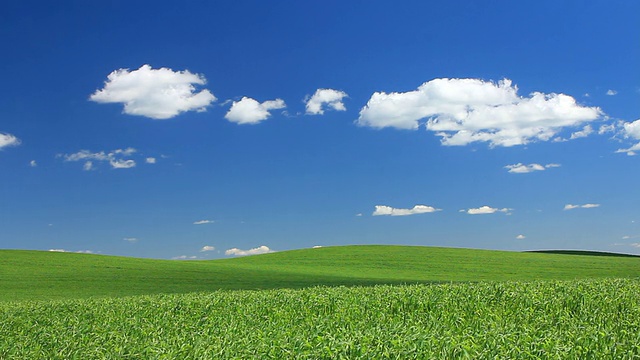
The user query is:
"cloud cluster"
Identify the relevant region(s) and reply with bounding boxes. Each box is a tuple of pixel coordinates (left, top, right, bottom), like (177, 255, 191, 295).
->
(564, 203, 600, 210)
(616, 119, 640, 155)
(90, 64, 216, 119)
(372, 205, 440, 216)
(505, 163, 560, 174)
(0, 133, 20, 149)
(464, 206, 512, 215)
(357, 78, 602, 147)
(225, 245, 273, 256)
(60, 148, 138, 170)
(224, 97, 286, 124)
(305, 88, 348, 115)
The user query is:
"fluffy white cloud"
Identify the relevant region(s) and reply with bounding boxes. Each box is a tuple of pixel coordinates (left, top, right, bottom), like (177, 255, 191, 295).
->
(516, 234, 526, 240)
(200, 245, 216, 252)
(505, 163, 560, 174)
(616, 119, 640, 155)
(225, 97, 286, 124)
(357, 78, 602, 147)
(146, 157, 157, 164)
(0, 133, 20, 149)
(305, 88, 348, 115)
(60, 148, 138, 170)
(465, 206, 512, 215)
(29, 160, 37, 167)
(90, 64, 216, 119)
(564, 203, 600, 210)
(225, 245, 273, 256)
(606, 89, 617, 96)
(372, 204, 441, 216)
(193, 220, 215, 225)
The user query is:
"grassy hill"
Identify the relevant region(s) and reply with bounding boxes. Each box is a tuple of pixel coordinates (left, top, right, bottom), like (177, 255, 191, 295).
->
(1, 245, 639, 302)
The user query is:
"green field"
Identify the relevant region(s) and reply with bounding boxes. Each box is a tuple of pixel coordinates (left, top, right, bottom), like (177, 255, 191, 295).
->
(1, 245, 639, 302)
(2, 245, 639, 358)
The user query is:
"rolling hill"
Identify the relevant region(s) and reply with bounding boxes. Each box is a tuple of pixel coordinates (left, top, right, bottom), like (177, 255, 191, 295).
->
(1, 245, 638, 302)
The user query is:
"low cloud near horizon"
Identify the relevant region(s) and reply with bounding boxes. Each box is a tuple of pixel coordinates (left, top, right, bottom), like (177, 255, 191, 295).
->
(225, 245, 273, 256)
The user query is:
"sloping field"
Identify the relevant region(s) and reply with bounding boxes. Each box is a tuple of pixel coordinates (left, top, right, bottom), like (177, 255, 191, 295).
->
(1, 245, 638, 301)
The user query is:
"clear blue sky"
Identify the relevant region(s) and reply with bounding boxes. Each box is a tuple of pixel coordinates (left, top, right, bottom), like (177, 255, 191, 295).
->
(1, 1, 638, 259)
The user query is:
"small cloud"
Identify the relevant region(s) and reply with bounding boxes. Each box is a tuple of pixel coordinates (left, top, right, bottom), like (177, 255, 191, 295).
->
(606, 89, 617, 96)
(570, 125, 593, 139)
(598, 123, 616, 134)
(504, 163, 560, 174)
(29, 160, 37, 167)
(225, 97, 286, 124)
(48, 249, 67, 252)
(146, 157, 157, 164)
(355, 213, 363, 217)
(372, 204, 441, 216)
(516, 234, 526, 240)
(564, 203, 600, 210)
(60, 148, 138, 170)
(123, 237, 138, 242)
(631, 243, 640, 248)
(616, 119, 640, 156)
(172, 255, 199, 260)
(312, 245, 323, 248)
(75, 250, 93, 254)
(89, 64, 216, 119)
(0, 133, 20, 149)
(225, 245, 273, 256)
(466, 206, 512, 215)
(305, 88, 348, 115)
(193, 220, 215, 225)
(200, 245, 216, 252)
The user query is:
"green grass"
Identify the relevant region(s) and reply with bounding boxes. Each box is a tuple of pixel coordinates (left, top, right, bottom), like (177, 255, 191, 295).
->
(1, 245, 639, 302)
(2, 279, 639, 359)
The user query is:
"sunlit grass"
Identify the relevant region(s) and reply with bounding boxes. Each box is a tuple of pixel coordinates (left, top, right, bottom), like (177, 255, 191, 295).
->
(2, 279, 639, 359)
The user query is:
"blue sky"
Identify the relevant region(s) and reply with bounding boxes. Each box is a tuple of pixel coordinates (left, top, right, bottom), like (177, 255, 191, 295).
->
(1, 1, 638, 259)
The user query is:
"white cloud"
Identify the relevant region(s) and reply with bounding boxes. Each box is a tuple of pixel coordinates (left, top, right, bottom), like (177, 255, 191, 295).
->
(200, 245, 216, 252)
(225, 245, 273, 256)
(172, 255, 198, 260)
(146, 157, 157, 164)
(631, 243, 640, 248)
(357, 78, 602, 147)
(570, 125, 593, 139)
(606, 89, 618, 96)
(616, 119, 640, 155)
(305, 88, 348, 115)
(29, 160, 37, 167)
(312, 245, 323, 248)
(225, 97, 286, 124)
(505, 163, 561, 174)
(0, 133, 20, 149)
(564, 203, 600, 210)
(48, 249, 66, 252)
(60, 148, 139, 170)
(193, 220, 215, 225)
(89, 64, 216, 119)
(123, 237, 138, 242)
(466, 206, 512, 215)
(516, 234, 526, 240)
(372, 204, 441, 216)
(598, 123, 616, 134)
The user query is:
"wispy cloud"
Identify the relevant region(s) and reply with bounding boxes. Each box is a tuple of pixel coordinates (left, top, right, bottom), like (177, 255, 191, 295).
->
(90, 64, 216, 119)
(570, 125, 593, 139)
(606, 89, 617, 96)
(564, 203, 600, 210)
(465, 206, 512, 215)
(58, 147, 156, 170)
(123, 237, 138, 242)
(200, 245, 215, 252)
(225, 97, 286, 124)
(225, 245, 273, 256)
(505, 163, 560, 174)
(193, 219, 215, 225)
(305, 88, 348, 115)
(172, 255, 199, 260)
(357, 78, 601, 147)
(372, 204, 441, 216)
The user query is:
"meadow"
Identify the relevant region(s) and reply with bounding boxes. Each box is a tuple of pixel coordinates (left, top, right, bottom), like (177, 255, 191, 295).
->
(1, 245, 639, 358)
